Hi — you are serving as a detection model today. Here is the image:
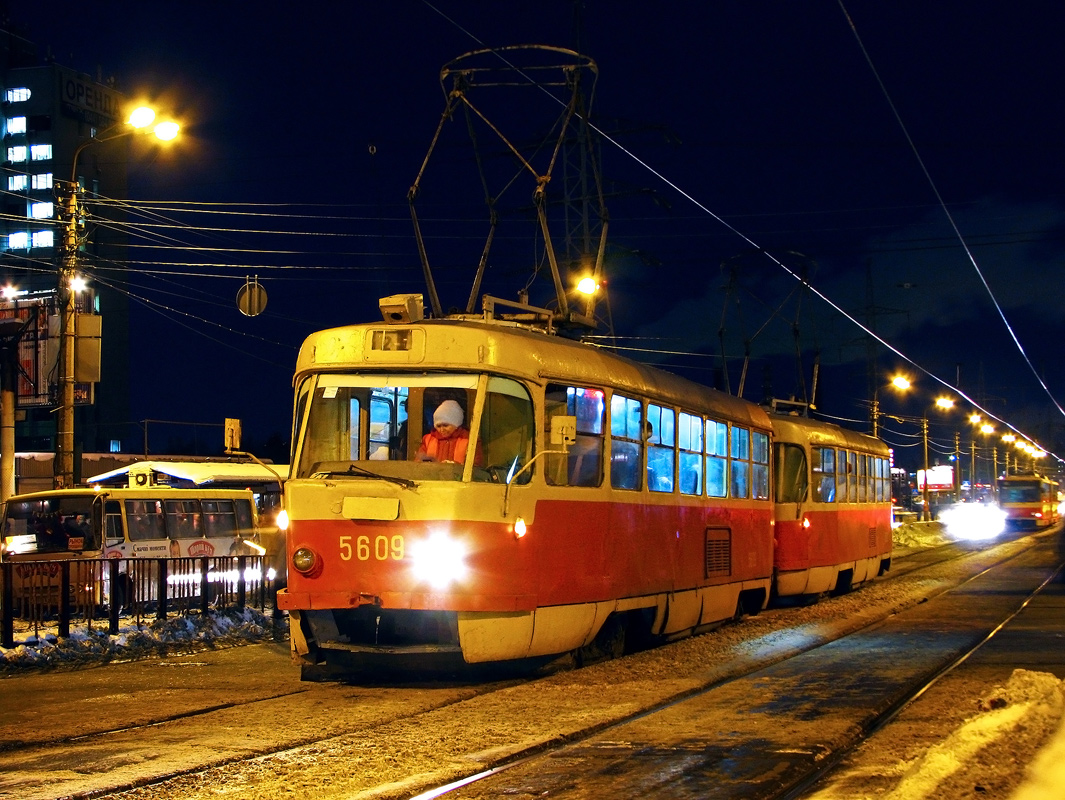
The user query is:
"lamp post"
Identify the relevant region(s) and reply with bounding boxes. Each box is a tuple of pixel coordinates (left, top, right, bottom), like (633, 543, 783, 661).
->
(54, 106, 178, 488)
(921, 396, 954, 521)
(1002, 433, 1016, 475)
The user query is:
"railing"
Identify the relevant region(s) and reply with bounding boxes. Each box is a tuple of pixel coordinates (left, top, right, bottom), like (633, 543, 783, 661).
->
(0, 555, 274, 648)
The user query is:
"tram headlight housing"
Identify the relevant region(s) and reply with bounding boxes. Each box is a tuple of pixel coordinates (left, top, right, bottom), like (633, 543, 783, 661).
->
(410, 531, 468, 590)
(292, 546, 320, 576)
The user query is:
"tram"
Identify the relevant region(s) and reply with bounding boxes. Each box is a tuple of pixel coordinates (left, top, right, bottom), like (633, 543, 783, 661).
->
(771, 414, 892, 597)
(277, 295, 893, 675)
(997, 474, 1061, 530)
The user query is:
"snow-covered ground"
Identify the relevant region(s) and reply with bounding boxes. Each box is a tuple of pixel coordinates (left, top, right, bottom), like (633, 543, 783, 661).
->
(2, 519, 1063, 799)
(0, 606, 282, 671)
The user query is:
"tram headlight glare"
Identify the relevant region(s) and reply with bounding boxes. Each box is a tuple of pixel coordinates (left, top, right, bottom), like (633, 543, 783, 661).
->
(292, 547, 318, 574)
(513, 517, 527, 539)
(410, 532, 468, 589)
(276, 509, 289, 531)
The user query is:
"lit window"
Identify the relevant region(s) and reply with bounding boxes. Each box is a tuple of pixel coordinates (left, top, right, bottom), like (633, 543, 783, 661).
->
(30, 202, 54, 219)
(7, 146, 27, 162)
(5, 88, 31, 103)
(8, 175, 28, 191)
(32, 230, 54, 248)
(31, 173, 52, 190)
(8, 232, 29, 249)
(7, 117, 26, 134)
(30, 144, 52, 161)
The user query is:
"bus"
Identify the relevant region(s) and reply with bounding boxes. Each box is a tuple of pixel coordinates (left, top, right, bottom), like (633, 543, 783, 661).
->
(997, 474, 1061, 530)
(1, 486, 272, 613)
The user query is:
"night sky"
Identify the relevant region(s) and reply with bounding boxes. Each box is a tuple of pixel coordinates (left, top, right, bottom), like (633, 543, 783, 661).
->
(11, 2, 1065, 472)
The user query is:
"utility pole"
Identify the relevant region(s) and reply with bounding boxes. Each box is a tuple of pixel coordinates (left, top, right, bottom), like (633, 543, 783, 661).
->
(55, 180, 81, 489)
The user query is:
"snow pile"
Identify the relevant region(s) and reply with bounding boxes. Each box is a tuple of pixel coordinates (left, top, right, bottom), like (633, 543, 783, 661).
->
(0, 607, 282, 672)
(892, 520, 950, 550)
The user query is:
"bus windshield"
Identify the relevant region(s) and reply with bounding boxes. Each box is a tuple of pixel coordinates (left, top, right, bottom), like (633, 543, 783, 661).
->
(2, 494, 97, 555)
(295, 373, 534, 483)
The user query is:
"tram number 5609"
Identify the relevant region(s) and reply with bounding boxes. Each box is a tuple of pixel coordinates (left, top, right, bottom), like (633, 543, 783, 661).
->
(339, 535, 405, 561)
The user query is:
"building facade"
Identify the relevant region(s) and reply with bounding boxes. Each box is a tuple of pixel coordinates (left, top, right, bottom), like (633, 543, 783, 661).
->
(1, 25, 131, 478)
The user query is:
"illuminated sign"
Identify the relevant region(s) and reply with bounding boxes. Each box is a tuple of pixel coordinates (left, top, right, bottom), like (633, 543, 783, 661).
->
(917, 465, 954, 491)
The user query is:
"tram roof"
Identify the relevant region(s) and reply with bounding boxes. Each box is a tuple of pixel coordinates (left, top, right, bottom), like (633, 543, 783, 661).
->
(298, 318, 773, 429)
(769, 412, 890, 456)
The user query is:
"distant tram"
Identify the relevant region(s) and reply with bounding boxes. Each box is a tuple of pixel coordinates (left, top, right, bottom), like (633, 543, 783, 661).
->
(276, 295, 892, 676)
(997, 474, 1061, 530)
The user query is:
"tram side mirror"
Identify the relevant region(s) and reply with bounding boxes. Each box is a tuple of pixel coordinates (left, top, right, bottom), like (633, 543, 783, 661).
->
(550, 415, 577, 449)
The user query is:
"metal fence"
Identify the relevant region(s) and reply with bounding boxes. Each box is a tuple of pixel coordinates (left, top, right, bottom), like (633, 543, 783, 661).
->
(1, 555, 274, 648)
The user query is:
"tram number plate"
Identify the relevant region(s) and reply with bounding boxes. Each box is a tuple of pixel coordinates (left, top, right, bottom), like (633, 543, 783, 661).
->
(339, 535, 404, 561)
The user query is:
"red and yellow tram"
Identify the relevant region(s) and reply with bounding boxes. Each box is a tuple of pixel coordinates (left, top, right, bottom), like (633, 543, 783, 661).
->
(997, 474, 1060, 530)
(277, 297, 892, 675)
(771, 414, 892, 597)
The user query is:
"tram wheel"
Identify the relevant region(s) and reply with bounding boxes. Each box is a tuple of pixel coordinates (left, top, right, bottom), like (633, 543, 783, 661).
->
(576, 615, 626, 666)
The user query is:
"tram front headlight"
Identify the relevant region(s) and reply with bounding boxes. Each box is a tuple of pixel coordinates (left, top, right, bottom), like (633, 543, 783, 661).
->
(410, 531, 468, 590)
(292, 547, 319, 575)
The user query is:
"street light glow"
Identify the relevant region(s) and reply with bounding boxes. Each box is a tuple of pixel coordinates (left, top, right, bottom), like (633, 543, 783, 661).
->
(576, 277, 598, 295)
(891, 375, 911, 390)
(153, 121, 180, 141)
(128, 106, 157, 128)
(935, 397, 954, 410)
(69, 275, 87, 293)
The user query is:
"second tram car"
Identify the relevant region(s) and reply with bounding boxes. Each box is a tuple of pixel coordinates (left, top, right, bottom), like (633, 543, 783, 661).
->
(771, 414, 892, 597)
(997, 474, 1061, 530)
(277, 297, 894, 675)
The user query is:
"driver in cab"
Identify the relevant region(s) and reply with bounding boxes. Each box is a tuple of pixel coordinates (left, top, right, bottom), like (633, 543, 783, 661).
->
(415, 400, 484, 466)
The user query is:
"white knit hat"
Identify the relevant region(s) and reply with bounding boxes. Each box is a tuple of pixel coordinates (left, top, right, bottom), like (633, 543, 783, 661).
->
(433, 399, 464, 427)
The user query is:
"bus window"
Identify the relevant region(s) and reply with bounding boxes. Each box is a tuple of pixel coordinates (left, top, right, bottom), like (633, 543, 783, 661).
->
(104, 500, 123, 546)
(610, 393, 643, 490)
(202, 500, 239, 538)
(165, 499, 201, 539)
(126, 500, 165, 542)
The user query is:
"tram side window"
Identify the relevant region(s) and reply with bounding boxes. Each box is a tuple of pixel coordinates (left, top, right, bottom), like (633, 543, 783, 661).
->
(678, 412, 703, 495)
(545, 384, 604, 487)
(775, 443, 808, 503)
(752, 431, 770, 500)
(730, 426, 750, 498)
(877, 457, 888, 502)
(646, 404, 675, 493)
(610, 393, 644, 490)
(477, 377, 534, 484)
(857, 454, 868, 502)
(813, 447, 835, 502)
(126, 500, 165, 541)
(705, 418, 728, 498)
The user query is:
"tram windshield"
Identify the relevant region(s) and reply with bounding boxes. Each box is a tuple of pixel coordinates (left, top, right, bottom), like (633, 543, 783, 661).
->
(295, 373, 534, 483)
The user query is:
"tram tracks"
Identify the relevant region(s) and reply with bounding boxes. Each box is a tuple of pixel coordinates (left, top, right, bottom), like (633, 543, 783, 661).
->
(1, 529, 1054, 800)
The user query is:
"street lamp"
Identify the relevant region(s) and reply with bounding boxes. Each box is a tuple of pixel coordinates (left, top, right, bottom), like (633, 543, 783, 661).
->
(1002, 433, 1016, 475)
(55, 106, 179, 488)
